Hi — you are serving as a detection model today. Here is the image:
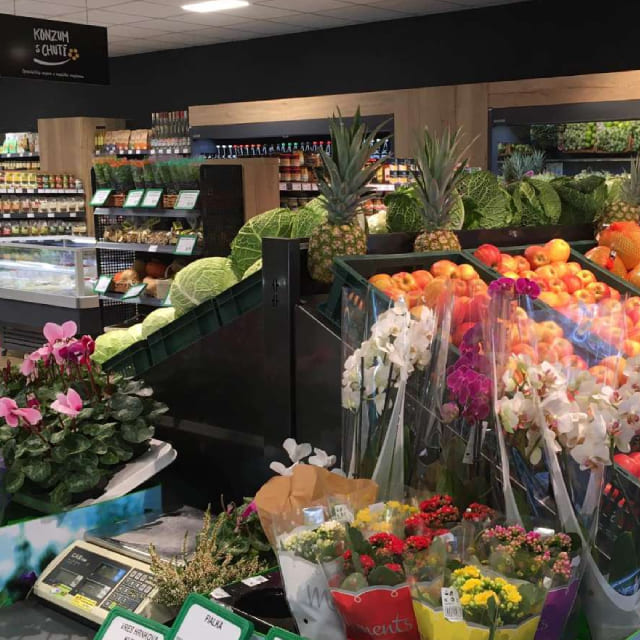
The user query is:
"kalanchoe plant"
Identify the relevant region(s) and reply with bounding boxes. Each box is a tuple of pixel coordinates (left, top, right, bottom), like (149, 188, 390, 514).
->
(0, 321, 168, 507)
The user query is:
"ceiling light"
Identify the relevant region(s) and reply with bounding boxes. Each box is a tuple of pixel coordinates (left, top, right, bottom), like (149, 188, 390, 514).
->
(182, 0, 249, 12)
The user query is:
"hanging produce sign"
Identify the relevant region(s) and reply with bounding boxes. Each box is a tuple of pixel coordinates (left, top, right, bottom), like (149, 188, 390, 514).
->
(0, 14, 108, 84)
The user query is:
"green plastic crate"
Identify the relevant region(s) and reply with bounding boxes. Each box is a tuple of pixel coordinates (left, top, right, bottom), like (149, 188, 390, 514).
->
(102, 339, 152, 377)
(147, 308, 203, 366)
(320, 250, 498, 330)
(217, 271, 263, 326)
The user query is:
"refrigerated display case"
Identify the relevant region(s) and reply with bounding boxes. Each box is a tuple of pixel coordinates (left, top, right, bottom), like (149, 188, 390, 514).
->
(0, 236, 101, 351)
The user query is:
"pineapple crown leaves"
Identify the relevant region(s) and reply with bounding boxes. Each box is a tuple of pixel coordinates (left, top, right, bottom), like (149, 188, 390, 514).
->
(621, 154, 640, 206)
(317, 107, 391, 224)
(412, 126, 476, 231)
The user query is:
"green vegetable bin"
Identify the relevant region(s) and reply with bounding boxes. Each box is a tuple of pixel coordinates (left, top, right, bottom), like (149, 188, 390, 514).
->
(319, 250, 497, 330)
(216, 271, 263, 326)
(102, 339, 152, 377)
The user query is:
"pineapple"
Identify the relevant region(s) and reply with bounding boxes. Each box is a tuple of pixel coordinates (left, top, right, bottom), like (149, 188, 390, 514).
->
(412, 127, 473, 253)
(596, 154, 640, 234)
(308, 109, 389, 282)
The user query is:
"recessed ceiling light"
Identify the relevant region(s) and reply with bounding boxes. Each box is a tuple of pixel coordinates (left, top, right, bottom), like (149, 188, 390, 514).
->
(182, 0, 249, 12)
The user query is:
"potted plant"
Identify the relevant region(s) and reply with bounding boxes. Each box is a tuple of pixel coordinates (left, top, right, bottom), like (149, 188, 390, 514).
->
(0, 321, 168, 509)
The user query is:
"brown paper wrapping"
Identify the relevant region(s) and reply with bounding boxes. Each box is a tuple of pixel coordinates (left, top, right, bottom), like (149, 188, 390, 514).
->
(255, 465, 378, 545)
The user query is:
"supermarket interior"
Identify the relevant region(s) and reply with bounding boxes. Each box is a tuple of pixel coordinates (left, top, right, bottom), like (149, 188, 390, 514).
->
(5, 0, 640, 638)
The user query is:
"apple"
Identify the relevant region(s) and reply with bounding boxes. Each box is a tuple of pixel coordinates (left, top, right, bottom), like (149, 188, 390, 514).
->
(520, 269, 537, 280)
(500, 271, 520, 280)
(473, 244, 501, 267)
(565, 262, 582, 275)
(410, 305, 429, 320)
(535, 265, 559, 280)
(451, 278, 468, 297)
(452, 296, 470, 327)
(538, 291, 561, 307)
(600, 355, 627, 385)
(531, 275, 549, 291)
(406, 289, 425, 308)
(512, 343, 538, 362)
(551, 261, 568, 278)
(454, 264, 478, 281)
(499, 254, 519, 272)
(575, 270, 597, 286)
(430, 260, 458, 279)
(627, 305, 640, 326)
(524, 245, 551, 268)
(545, 238, 571, 263)
(514, 255, 531, 273)
(467, 279, 488, 296)
(574, 289, 597, 305)
(536, 320, 564, 343)
(392, 271, 417, 292)
(411, 269, 432, 289)
(555, 292, 572, 308)
(562, 274, 583, 294)
(585, 281, 611, 302)
(625, 297, 640, 314)
(610, 288, 621, 301)
(369, 273, 393, 290)
(382, 286, 406, 301)
(547, 278, 568, 294)
(629, 452, 640, 465)
(599, 298, 623, 316)
(423, 277, 449, 309)
(561, 354, 587, 370)
(468, 293, 490, 323)
(615, 453, 640, 476)
(550, 337, 574, 358)
(599, 326, 624, 345)
(537, 342, 559, 363)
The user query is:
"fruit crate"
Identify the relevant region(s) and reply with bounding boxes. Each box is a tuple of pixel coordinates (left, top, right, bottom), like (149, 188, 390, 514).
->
(216, 271, 262, 326)
(570, 241, 640, 298)
(320, 250, 497, 330)
(102, 339, 152, 377)
(463, 245, 619, 363)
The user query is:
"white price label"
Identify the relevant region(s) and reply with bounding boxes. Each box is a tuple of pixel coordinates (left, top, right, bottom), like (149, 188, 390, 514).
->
(332, 504, 354, 523)
(279, 183, 286, 191)
(2, 214, 9, 219)
(142, 189, 163, 208)
(210, 588, 231, 600)
(6, 188, 14, 193)
(70, 212, 77, 218)
(124, 189, 145, 208)
(174, 190, 199, 210)
(174, 235, 197, 256)
(99, 614, 168, 640)
(122, 283, 147, 299)
(148, 244, 158, 253)
(174, 603, 242, 640)
(241, 576, 268, 588)
(27, 213, 34, 218)
(311, 183, 319, 191)
(93, 275, 113, 294)
(441, 587, 464, 622)
(291, 183, 302, 191)
(91, 189, 112, 206)
(47, 213, 55, 218)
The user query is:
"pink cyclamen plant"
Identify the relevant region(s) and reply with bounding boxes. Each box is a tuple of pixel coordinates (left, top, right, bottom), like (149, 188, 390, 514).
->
(0, 397, 42, 428)
(51, 388, 83, 417)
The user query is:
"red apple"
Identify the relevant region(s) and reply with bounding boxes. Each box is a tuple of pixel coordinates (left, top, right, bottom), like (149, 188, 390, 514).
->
(369, 273, 393, 290)
(411, 269, 433, 289)
(473, 244, 501, 267)
(575, 269, 597, 286)
(586, 281, 610, 302)
(392, 271, 417, 292)
(430, 260, 458, 279)
(562, 274, 582, 294)
(524, 245, 551, 268)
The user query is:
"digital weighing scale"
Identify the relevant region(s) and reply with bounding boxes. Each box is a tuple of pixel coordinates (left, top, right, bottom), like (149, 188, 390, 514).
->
(32, 506, 204, 627)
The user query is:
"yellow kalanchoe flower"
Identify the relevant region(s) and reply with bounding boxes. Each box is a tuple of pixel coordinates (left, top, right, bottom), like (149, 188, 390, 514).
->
(474, 590, 500, 606)
(461, 578, 483, 593)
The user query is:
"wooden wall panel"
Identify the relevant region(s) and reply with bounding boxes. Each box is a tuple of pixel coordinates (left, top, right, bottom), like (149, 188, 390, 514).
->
(455, 83, 489, 168)
(488, 70, 640, 108)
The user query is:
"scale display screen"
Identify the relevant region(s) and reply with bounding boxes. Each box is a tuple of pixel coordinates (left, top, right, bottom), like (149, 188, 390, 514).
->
(95, 563, 126, 583)
(78, 580, 106, 601)
(52, 568, 81, 587)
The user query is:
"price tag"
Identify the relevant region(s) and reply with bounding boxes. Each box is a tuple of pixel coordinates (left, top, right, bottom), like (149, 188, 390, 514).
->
(441, 587, 463, 622)
(174, 190, 200, 210)
(0, 189, 5, 194)
(142, 188, 163, 208)
(122, 283, 147, 300)
(91, 189, 112, 206)
(266, 629, 304, 640)
(291, 183, 302, 191)
(93, 275, 113, 294)
(162, 292, 172, 307)
(312, 183, 319, 191)
(47, 212, 55, 218)
(2, 214, 9, 219)
(95, 607, 170, 640)
(124, 189, 145, 208)
(332, 503, 354, 523)
(27, 213, 34, 218)
(210, 588, 230, 600)
(279, 182, 286, 191)
(6, 188, 14, 194)
(70, 212, 77, 218)
(169, 594, 253, 640)
(174, 235, 198, 256)
(148, 244, 158, 253)
(241, 575, 268, 588)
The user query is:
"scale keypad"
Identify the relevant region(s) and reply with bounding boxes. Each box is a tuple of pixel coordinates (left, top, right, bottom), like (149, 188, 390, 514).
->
(100, 569, 155, 612)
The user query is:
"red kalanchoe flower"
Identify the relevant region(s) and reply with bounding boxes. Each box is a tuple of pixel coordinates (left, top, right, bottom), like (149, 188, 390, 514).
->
(463, 503, 495, 522)
(385, 563, 403, 573)
(343, 550, 352, 561)
(405, 513, 430, 536)
(420, 494, 453, 513)
(360, 554, 375, 573)
(405, 535, 433, 552)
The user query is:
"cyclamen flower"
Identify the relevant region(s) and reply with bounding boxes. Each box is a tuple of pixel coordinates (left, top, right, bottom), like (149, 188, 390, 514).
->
(240, 501, 257, 520)
(51, 388, 83, 417)
(0, 397, 42, 428)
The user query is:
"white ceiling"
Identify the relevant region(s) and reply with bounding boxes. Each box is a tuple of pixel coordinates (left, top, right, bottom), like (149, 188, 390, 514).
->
(0, 0, 526, 57)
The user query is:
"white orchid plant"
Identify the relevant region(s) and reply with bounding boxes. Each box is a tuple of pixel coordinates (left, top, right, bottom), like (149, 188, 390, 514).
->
(269, 438, 337, 476)
(497, 354, 640, 470)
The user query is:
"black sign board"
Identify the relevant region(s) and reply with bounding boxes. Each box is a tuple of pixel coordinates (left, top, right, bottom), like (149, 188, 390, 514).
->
(0, 13, 109, 84)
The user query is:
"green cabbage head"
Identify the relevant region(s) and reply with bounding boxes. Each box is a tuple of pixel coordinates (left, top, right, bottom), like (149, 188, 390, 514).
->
(92, 329, 137, 365)
(128, 323, 145, 343)
(141, 307, 176, 338)
(290, 198, 328, 238)
(242, 258, 262, 280)
(170, 257, 238, 317)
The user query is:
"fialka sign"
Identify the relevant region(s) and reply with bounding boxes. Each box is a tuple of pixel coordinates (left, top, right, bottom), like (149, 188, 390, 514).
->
(0, 14, 108, 84)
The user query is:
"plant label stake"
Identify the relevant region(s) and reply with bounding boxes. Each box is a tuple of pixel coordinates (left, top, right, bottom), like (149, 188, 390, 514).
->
(169, 593, 253, 640)
(95, 607, 170, 640)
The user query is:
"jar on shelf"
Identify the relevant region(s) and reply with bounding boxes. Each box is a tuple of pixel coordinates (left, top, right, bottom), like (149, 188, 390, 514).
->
(279, 154, 291, 167)
(280, 167, 292, 182)
(290, 167, 301, 183)
(300, 166, 309, 182)
(290, 152, 301, 168)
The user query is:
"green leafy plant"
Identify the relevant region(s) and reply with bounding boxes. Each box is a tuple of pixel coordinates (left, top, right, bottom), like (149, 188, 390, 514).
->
(0, 321, 167, 507)
(149, 501, 272, 608)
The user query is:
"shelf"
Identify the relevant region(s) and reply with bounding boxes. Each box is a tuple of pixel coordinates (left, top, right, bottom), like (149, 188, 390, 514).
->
(0, 153, 39, 159)
(279, 182, 395, 193)
(150, 148, 191, 156)
(94, 207, 200, 218)
(100, 291, 166, 307)
(0, 211, 84, 220)
(96, 240, 201, 255)
(95, 149, 149, 157)
(0, 188, 84, 195)
(546, 156, 634, 163)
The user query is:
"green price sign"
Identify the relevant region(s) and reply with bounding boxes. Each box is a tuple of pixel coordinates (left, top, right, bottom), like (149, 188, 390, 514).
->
(95, 607, 170, 640)
(91, 189, 112, 206)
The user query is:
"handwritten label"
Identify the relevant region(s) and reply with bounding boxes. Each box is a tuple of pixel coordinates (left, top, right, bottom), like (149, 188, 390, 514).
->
(142, 189, 163, 208)
(175, 190, 199, 210)
(332, 504, 354, 523)
(124, 190, 145, 208)
(100, 614, 168, 640)
(174, 235, 197, 256)
(241, 575, 268, 587)
(94, 275, 113, 294)
(173, 603, 242, 640)
(441, 587, 463, 622)
(122, 283, 147, 300)
(91, 189, 112, 206)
